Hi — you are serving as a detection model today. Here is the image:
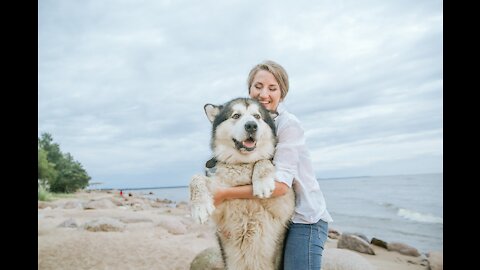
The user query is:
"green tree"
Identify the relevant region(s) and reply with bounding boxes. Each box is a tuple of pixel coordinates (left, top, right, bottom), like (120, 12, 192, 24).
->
(38, 132, 91, 193)
(50, 153, 90, 193)
(38, 147, 57, 187)
(38, 133, 63, 165)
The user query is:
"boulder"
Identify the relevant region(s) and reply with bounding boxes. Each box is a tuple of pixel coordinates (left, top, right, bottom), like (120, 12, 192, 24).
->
(351, 233, 369, 243)
(57, 218, 78, 228)
(63, 200, 83, 209)
(190, 247, 225, 270)
(38, 201, 56, 209)
(337, 233, 375, 255)
(328, 228, 341, 239)
(119, 217, 153, 224)
(83, 217, 125, 232)
(83, 199, 117, 210)
(426, 251, 443, 270)
(157, 216, 187, 235)
(322, 248, 375, 270)
(387, 242, 421, 257)
(370, 237, 388, 249)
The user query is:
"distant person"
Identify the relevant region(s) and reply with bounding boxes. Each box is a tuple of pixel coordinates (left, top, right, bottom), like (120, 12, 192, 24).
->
(120, 190, 123, 196)
(212, 60, 333, 269)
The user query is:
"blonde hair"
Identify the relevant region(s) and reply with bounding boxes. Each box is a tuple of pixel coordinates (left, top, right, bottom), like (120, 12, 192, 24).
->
(247, 60, 289, 100)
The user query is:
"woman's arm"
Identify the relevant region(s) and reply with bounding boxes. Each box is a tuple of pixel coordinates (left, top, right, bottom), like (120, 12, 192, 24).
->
(213, 181, 289, 206)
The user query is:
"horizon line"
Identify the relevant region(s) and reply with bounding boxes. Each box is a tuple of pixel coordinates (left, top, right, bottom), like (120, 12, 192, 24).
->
(90, 172, 442, 190)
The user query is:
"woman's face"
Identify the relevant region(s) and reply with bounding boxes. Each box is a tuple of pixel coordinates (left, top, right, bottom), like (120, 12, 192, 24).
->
(249, 70, 282, 112)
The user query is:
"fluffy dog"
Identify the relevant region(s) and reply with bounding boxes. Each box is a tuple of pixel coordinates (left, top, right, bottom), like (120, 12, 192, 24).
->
(189, 97, 295, 270)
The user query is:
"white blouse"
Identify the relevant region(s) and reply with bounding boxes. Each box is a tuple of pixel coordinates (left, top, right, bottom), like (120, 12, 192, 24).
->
(273, 102, 333, 224)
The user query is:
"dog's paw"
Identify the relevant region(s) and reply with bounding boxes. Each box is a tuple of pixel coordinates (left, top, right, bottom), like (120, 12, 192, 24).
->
(190, 201, 215, 224)
(253, 177, 275, 198)
(191, 174, 206, 183)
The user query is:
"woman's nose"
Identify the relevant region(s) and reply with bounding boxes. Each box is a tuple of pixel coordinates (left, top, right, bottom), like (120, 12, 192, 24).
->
(259, 88, 269, 97)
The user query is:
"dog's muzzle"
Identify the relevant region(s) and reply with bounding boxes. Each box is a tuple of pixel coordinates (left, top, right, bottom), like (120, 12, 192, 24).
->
(232, 136, 257, 152)
(232, 121, 258, 152)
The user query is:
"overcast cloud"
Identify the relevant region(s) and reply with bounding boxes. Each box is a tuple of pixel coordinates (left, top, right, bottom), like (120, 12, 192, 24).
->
(38, 0, 443, 189)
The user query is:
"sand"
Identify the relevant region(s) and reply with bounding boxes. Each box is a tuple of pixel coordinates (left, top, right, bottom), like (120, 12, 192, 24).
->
(38, 190, 437, 270)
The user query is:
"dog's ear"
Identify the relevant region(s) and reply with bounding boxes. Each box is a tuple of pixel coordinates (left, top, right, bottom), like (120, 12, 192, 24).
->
(204, 104, 222, 123)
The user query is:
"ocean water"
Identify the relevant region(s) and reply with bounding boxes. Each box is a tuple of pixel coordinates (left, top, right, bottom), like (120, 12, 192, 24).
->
(318, 173, 443, 255)
(129, 173, 443, 254)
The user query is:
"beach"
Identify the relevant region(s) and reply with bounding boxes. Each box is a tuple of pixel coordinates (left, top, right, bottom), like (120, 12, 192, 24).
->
(38, 190, 442, 270)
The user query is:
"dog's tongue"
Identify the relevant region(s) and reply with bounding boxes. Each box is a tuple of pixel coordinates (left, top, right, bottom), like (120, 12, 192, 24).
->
(242, 139, 256, 148)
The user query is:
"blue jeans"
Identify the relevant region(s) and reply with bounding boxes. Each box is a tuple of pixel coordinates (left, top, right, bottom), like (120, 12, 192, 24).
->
(283, 219, 329, 270)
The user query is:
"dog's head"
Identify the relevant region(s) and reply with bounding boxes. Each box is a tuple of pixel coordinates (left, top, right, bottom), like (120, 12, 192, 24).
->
(204, 97, 278, 164)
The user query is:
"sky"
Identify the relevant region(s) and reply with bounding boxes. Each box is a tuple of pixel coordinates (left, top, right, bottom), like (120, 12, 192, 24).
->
(38, 0, 443, 189)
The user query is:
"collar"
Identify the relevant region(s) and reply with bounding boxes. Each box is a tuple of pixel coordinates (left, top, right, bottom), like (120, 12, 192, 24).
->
(275, 102, 286, 116)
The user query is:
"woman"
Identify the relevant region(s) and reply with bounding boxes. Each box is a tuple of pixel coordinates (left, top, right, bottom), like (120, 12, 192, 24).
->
(213, 60, 333, 269)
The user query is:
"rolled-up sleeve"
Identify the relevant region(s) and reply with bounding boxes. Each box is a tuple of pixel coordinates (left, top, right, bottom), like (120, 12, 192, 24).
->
(274, 119, 305, 187)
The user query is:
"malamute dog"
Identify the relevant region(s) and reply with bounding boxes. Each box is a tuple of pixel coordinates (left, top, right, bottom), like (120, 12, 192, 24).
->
(189, 97, 295, 270)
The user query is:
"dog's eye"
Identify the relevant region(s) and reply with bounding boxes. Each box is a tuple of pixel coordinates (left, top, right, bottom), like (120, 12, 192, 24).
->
(253, 114, 261, 119)
(232, 113, 241, 119)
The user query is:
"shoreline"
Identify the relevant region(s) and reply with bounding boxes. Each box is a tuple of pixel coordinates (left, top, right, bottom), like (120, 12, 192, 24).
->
(122, 185, 443, 255)
(89, 186, 189, 191)
(38, 190, 442, 270)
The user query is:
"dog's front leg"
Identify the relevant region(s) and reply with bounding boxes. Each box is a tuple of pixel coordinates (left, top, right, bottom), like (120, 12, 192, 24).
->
(252, 159, 276, 198)
(189, 174, 216, 224)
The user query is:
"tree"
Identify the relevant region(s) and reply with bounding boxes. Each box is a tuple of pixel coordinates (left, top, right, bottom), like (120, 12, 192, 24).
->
(50, 153, 90, 193)
(38, 133, 63, 165)
(38, 132, 91, 193)
(38, 147, 57, 187)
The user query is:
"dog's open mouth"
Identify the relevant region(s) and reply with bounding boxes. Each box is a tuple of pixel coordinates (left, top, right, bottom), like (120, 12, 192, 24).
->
(233, 137, 257, 152)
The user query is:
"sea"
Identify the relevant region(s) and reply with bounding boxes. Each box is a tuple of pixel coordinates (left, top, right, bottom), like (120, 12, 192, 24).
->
(126, 173, 443, 254)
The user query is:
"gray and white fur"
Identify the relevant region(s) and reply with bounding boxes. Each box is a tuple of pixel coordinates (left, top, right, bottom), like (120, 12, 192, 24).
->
(189, 97, 295, 270)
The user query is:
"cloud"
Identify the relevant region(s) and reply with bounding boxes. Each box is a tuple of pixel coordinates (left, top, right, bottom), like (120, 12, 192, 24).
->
(39, 0, 442, 188)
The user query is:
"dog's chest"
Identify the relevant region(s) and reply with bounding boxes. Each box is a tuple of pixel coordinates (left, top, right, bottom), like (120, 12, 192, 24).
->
(215, 163, 255, 186)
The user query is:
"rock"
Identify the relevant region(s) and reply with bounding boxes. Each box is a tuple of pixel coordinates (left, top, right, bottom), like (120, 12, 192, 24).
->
(351, 233, 369, 243)
(150, 201, 165, 208)
(387, 242, 421, 257)
(177, 201, 189, 209)
(322, 248, 375, 270)
(38, 201, 56, 209)
(83, 199, 117, 210)
(157, 216, 187, 235)
(156, 198, 173, 204)
(58, 218, 78, 228)
(370, 237, 388, 249)
(119, 217, 153, 223)
(83, 217, 126, 232)
(190, 247, 225, 270)
(63, 200, 82, 209)
(337, 233, 375, 255)
(328, 228, 341, 239)
(427, 251, 443, 270)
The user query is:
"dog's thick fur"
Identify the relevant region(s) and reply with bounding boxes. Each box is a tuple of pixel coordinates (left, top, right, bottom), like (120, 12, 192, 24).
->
(189, 97, 295, 270)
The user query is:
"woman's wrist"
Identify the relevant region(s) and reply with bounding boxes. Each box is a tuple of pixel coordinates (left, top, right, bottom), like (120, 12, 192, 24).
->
(213, 187, 226, 207)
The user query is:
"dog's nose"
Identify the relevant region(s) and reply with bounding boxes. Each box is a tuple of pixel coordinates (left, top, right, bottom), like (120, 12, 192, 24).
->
(245, 121, 257, 133)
